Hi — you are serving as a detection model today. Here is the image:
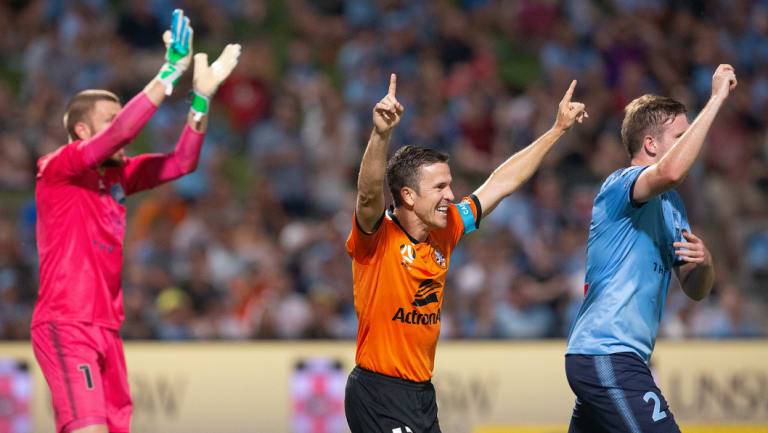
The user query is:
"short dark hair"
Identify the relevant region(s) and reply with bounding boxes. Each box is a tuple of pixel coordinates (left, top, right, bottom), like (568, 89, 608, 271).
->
(63, 89, 120, 141)
(386, 145, 449, 207)
(621, 94, 687, 158)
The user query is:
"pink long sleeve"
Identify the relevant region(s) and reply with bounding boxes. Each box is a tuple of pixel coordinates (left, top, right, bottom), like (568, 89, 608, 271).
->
(79, 92, 158, 168)
(122, 124, 205, 195)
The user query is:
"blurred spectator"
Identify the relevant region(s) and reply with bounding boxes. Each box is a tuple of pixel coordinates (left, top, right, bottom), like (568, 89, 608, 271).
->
(0, 0, 766, 341)
(700, 284, 762, 338)
(117, 0, 163, 50)
(215, 41, 273, 135)
(248, 93, 310, 216)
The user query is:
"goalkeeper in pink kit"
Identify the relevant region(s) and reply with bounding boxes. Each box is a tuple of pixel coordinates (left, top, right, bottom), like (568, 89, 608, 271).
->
(30, 10, 240, 433)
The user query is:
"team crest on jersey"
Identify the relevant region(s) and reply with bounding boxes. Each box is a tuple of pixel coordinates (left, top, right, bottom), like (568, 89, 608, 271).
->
(110, 183, 126, 206)
(431, 244, 447, 268)
(672, 210, 681, 242)
(400, 243, 415, 267)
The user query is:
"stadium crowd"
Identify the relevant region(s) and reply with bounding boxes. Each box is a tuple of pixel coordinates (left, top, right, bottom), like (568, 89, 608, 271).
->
(1, 0, 767, 341)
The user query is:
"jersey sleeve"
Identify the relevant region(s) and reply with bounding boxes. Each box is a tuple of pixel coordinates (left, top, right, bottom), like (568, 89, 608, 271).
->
(37, 93, 159, 182)
(79, 92, 158, 169)
(445, 194, 482, 247)
(36, 142, 89, 182)
(600, 166, 648, 218)
(670, 192, 693, 267)
(345, 211, 386, 264)
(121, 125, 205, 195)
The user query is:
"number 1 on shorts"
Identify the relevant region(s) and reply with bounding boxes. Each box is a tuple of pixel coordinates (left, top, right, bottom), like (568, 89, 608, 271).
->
(78, 364, 94, 390)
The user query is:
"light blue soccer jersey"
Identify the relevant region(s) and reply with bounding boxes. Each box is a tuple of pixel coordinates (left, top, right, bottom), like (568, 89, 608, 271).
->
(566, 166, 690, 363)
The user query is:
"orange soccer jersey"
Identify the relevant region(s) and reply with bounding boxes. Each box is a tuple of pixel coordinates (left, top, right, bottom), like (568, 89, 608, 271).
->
(346, 196, 480, 382)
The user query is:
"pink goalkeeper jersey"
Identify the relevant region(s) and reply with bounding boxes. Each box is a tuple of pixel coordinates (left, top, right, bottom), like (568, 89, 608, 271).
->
(32, 92, 204, 330)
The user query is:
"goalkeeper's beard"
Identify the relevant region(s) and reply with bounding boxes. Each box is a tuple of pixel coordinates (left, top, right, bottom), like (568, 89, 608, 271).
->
(101, 152, 125, 167)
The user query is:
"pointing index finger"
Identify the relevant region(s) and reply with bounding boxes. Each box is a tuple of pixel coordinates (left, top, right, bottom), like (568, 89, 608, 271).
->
(561, 80, 576, 104)
(388, 73, 397, 96)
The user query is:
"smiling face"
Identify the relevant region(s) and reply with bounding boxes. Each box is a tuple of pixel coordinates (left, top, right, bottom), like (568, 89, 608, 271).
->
(386, 146, 452, 233)
(407, 162, 455, 230)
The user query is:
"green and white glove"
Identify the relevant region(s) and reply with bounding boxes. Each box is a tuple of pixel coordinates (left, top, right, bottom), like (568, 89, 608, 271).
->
(156, 9, 193, 95)
(190, 44, 242, 120)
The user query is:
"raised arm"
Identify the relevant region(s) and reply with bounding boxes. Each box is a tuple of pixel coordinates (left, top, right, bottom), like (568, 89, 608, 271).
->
(186, 43, 241, 132)
(356, 74, 404, 232)
(473, 80, 587, 216)
(81, 9, 193, 168)
(632, 64, 737, 203)
(124, 43, 241, 195)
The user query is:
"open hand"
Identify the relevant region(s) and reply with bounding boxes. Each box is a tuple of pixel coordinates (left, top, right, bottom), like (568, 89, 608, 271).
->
(373, 73, 404, 135)
(193, 44, 242, 97)
(156, 9, 193, 95)
(162, 9, 193, 72)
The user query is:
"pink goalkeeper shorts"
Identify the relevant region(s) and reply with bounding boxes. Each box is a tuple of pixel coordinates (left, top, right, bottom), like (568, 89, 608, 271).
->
(31, 322, 132, 433)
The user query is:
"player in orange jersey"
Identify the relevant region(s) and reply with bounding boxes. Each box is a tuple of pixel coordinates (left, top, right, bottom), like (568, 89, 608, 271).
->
(344, 74, 588, 433)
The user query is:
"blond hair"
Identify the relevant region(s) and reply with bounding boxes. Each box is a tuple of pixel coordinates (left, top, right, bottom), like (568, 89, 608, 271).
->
(63, 89, 120, 141)
(621, 95, 687, 158)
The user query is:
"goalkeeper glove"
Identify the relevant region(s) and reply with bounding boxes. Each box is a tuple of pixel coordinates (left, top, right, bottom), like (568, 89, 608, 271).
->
(190, 44, 242, 121)
(156, 9, 193, 95)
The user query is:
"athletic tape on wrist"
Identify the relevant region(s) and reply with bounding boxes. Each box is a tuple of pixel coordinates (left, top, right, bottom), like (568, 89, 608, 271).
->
(190, 90, 210, 121)
(157, 63, 183, 95)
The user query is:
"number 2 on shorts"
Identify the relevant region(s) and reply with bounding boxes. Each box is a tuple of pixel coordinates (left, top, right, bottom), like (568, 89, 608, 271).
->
(392, 427, 413, 433)
(643, 391, 667, 422)
(78, 364, 94, 390)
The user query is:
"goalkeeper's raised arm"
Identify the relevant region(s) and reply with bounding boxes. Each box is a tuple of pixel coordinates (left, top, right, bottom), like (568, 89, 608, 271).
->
(62, 9, 194, 170)
(187, 42, 242, 132)
(120, 40, 242, 193)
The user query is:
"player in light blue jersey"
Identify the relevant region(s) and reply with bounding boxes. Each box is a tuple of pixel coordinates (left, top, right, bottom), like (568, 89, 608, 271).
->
(565, 64, 737, 433)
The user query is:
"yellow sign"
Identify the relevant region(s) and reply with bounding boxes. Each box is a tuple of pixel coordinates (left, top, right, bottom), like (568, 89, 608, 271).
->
(1, 341, 767, 433)
(472, 425, 768, 433)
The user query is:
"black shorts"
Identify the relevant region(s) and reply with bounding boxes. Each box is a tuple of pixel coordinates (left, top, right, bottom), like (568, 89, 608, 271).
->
(345, 366, 441, 433)
(565, 353, 681, 433)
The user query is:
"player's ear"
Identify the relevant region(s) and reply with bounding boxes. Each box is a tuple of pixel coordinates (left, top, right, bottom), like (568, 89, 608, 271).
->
(642, 134, 657, 157)
(402, 186, 416, 207)
(74, 122, 93, 140)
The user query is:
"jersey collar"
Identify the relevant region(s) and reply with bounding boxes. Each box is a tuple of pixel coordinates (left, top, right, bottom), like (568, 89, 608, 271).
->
(387, 206, 422, 244)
